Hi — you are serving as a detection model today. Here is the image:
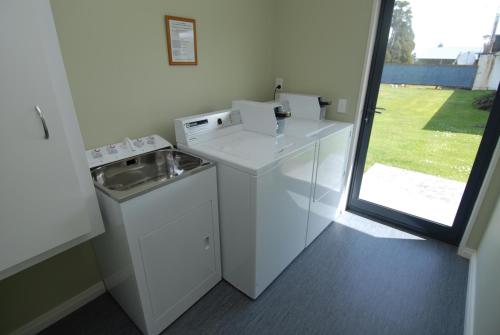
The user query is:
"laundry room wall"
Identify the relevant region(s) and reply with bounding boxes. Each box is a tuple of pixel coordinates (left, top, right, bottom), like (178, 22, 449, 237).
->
(51, 0, 275, 148)
(463, 155, 500, 249)
(0, 243, 101, 334)
(273, 0, 375, 123)
(0, 0, 274, 333)
(469, 185, 500, 335)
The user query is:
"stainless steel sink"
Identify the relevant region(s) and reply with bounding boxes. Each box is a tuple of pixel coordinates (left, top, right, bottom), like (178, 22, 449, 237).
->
(91, 149, 213, 202)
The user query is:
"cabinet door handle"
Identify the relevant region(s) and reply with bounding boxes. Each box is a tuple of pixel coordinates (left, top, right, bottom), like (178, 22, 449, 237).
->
(34, 105, 50, 139)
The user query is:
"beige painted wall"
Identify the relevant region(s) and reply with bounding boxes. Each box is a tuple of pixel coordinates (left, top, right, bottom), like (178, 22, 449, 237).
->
(464, 149, 500, 248)
(0, 243, 101, 334)
(0, 0, 275, 333)
(471, 190, 500, 335)
(53, 0, 275, 148)
(273, 0, 374, 123)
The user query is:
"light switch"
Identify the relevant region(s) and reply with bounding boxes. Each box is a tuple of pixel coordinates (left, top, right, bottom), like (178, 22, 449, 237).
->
(337, 99, 347, 114)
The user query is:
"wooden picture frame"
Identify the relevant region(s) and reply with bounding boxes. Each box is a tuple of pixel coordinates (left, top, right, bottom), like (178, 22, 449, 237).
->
(165, 15, 198, 65)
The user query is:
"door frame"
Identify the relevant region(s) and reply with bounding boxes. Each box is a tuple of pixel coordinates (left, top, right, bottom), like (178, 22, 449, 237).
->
(346, 0, 500, 245)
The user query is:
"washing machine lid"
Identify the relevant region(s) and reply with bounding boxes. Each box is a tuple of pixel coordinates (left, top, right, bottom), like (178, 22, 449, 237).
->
(279, 118, 352, 138)
(186, 130, 314, 176)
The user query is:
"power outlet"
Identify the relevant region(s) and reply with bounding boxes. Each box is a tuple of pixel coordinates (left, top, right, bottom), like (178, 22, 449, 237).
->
(337, 98, 347, 113)
(275, 78, 284, 89)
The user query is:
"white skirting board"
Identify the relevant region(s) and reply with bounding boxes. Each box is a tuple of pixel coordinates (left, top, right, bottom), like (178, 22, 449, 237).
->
(10, 281, 105, 335)
(463, 252, 477, 335)
(458, 247, 476, 260)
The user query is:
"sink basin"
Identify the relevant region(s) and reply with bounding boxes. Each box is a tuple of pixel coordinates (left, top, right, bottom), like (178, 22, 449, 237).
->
(91, 149, 212, 202)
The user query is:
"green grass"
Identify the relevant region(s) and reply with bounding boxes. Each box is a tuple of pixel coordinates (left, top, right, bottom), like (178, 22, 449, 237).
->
(365, 85, 491, 182)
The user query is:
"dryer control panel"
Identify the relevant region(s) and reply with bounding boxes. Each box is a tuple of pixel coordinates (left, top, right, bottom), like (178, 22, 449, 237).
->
(175, 110, 242, 146)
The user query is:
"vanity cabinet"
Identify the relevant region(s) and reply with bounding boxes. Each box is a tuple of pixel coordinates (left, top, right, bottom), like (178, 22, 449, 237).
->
(0, 0, 103, 279)
(92, 166, 221, 335)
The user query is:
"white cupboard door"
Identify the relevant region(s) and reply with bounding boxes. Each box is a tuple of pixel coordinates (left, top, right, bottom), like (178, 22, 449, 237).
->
(138, 201, 217, 319)
(0, 0, 91, 273)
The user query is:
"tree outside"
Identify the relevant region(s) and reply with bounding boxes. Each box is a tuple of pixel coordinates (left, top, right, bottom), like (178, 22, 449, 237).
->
(385, 0, 416, 64)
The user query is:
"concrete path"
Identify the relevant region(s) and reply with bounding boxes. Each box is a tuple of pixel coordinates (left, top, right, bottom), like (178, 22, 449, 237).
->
(359, 163, 466, 226)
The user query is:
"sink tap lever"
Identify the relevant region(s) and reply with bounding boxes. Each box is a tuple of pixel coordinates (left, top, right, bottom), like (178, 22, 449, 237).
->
(123, 137, 136, 152)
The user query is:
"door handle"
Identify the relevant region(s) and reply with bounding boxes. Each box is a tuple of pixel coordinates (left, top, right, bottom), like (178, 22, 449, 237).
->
(365, 107, 385, 123)
(34, 105, 50, 139)
(369, 107, 385, 114)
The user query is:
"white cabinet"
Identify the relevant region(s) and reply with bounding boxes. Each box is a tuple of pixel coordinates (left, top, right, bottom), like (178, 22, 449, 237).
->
(306, 127, 352, 246)
(139, 202, 218, 319)
(0, 0, 103, 279)
(93, 166, 221, 335)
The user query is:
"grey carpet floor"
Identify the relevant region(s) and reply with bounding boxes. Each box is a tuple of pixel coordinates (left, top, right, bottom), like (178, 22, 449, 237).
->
(41, 214, 469, 335)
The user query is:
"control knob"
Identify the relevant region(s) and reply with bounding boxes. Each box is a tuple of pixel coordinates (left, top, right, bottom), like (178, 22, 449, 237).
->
(91, 148, 103, 159)
(107, 144, 118, 154)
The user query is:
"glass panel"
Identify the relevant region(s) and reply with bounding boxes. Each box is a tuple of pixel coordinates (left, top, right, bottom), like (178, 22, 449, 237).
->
(359, 0, 499, 226)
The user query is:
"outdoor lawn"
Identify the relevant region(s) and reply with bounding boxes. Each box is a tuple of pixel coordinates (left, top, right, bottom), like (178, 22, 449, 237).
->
(365, 84, 492, 182)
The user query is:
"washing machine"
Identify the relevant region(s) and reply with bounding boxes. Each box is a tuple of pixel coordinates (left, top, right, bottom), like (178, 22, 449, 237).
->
(175, 109, 316, 299)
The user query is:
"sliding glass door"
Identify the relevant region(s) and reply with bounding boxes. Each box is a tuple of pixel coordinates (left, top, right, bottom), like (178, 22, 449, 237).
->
(348, 0, 500, 244)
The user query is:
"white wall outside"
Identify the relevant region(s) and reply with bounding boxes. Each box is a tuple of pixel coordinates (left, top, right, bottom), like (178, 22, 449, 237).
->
(473, 53, 500, 90)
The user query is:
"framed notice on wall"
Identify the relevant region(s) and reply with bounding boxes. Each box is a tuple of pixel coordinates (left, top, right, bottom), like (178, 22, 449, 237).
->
(165, 15, 198, 65)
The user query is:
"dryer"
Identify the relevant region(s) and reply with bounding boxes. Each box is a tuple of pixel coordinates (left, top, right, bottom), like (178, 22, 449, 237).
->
(280, 118, 352, 246)
(277, 93, 353, 246)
